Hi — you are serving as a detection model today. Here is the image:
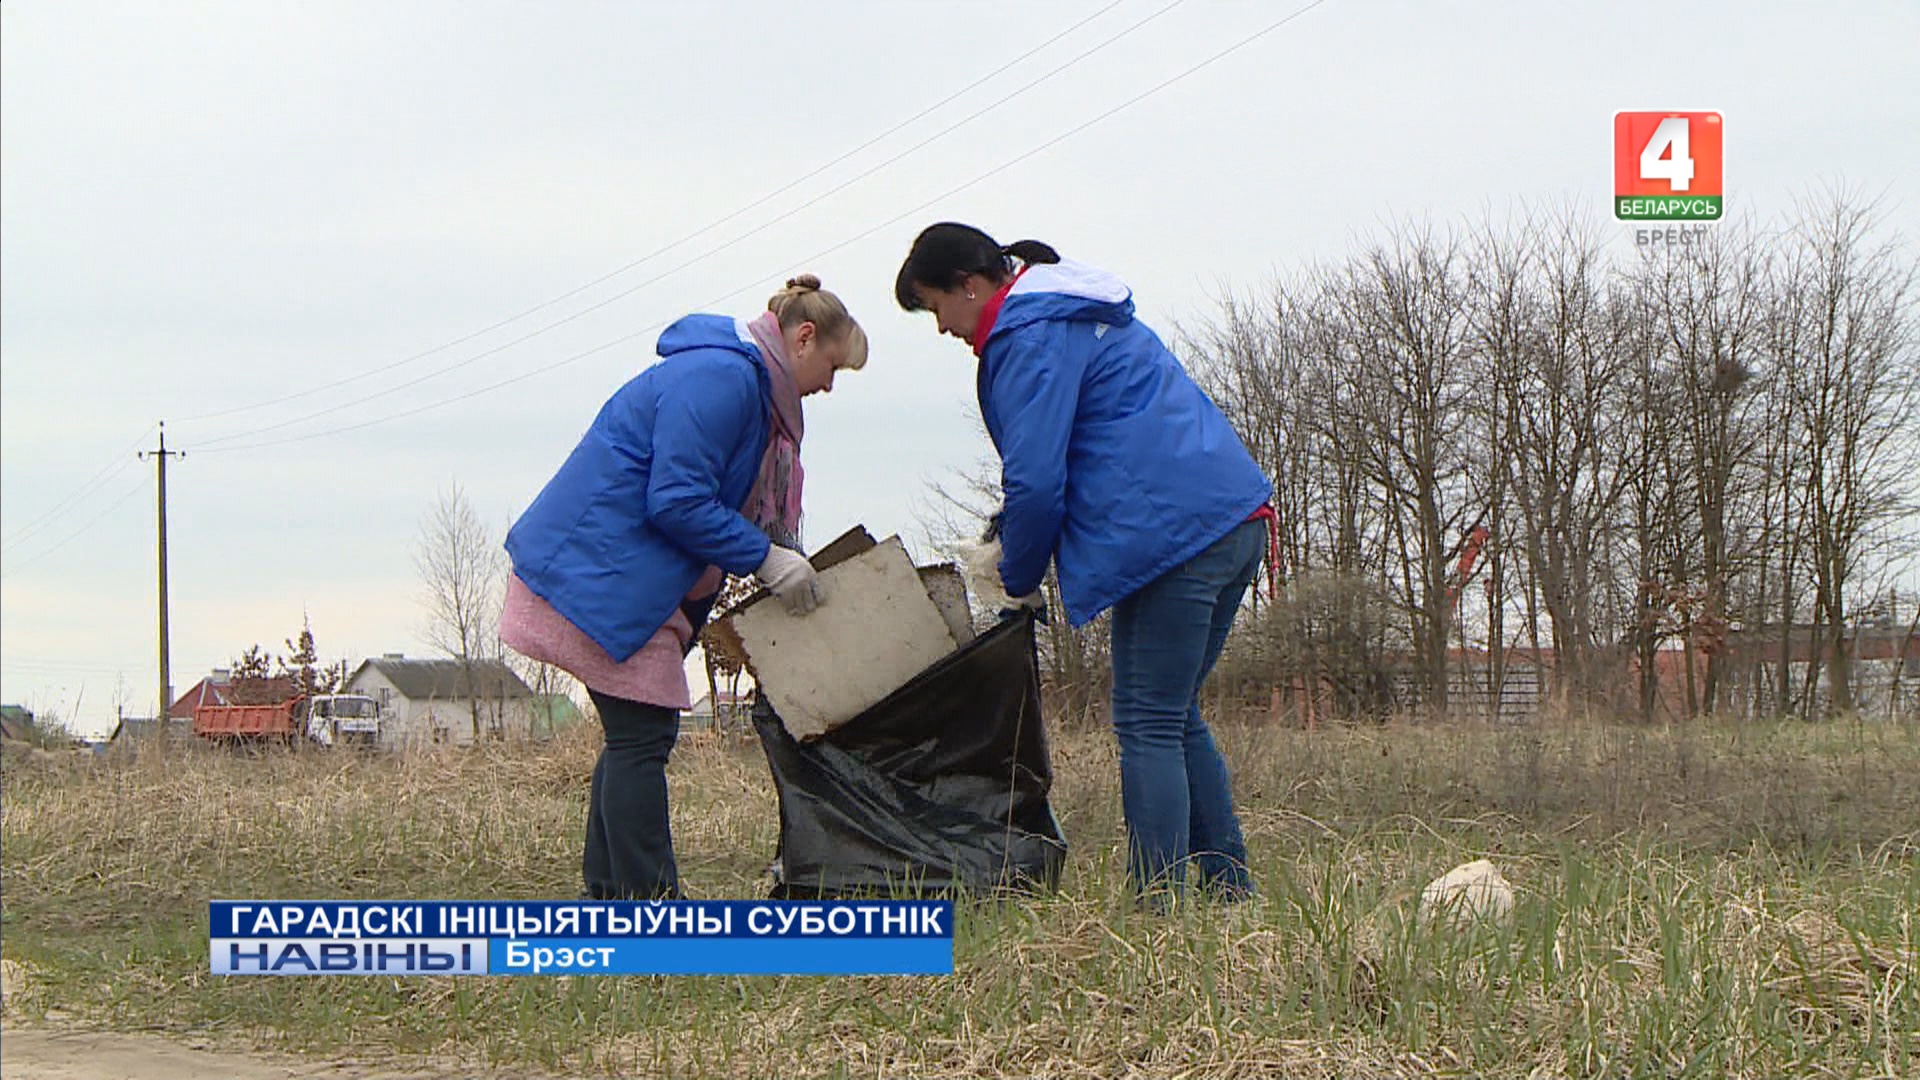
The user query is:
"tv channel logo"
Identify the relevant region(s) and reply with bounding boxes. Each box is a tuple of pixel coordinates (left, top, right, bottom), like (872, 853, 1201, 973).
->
(1614, 111, 1722, 222)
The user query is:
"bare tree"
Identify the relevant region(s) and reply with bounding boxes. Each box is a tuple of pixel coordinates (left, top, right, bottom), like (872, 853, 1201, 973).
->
(1469, 209, 1638, 705)
(416, 481, 504, 741)
(1332, 226, 1478, 715)
(1183, 284, 1303, 601)
(1744, 312, 1809, 718)
(1774, 190, 1920, 715)
(1174, 197, 1917, 726)
(1636, 227, 1772, 714)
(1459, 224, 1522, 717)
(1185, 279, 1404, 720)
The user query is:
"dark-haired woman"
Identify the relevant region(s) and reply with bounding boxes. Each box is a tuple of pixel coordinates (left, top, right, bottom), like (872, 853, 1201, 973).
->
(896, 223, 1273, 905)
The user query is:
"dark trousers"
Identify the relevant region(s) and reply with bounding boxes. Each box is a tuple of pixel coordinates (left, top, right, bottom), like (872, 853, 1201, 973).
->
(583, 691, 683, 900)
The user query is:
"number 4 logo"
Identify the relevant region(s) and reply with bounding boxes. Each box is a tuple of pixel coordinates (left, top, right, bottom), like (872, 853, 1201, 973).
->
(1615, 111, 1722, 222)
(1639, 117, 1695, 192)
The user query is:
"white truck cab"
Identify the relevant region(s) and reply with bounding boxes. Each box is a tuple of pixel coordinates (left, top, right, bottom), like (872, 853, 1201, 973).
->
(305, 694, 383, 748)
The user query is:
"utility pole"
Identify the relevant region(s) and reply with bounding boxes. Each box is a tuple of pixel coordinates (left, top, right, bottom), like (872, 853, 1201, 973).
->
(140, 423, 182, 721)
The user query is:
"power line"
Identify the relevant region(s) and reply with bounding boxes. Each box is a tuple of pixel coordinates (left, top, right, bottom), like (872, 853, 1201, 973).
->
(173, 0, 1132, 427)
(0, 424, 154, 551)
(183, 0, 1189, 451)
(0, 471, 151, 579)
(0, 659, 137, 675)
(194, 329, 666, 454)
(770, 0, 1338, 278)
(1, 455, 141, 551)
(193, 0, 1333, 456)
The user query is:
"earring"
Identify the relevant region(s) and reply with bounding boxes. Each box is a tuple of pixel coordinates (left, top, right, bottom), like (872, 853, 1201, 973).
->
(966, 291, 976, 300)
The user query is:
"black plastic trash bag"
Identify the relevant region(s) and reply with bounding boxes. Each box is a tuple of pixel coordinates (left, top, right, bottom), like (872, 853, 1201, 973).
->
(753, 610, 1067, 899)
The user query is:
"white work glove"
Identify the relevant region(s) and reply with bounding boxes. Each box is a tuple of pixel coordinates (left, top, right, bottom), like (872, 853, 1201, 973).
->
(754, 545, 822, 616)
(958, 536, 1047, 617)
(956, 537, 1013, 612)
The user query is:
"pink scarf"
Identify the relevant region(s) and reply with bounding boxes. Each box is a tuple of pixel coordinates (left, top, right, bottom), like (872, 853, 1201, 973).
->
(742, 312, 805, 549)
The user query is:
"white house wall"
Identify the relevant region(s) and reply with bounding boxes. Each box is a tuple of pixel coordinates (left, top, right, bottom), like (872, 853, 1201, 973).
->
(344, 667, 537, 749)
(395, 699, 536, 747)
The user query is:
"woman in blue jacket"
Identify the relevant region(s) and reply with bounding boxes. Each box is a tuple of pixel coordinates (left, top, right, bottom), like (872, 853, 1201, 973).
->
(896, 224, 1271, 904)
(502, 276, 866, 900)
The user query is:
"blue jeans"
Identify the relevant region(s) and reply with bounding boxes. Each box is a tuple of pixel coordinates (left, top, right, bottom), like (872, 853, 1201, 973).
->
(583, 691, 683, 900)
(1108, 518, 1264, 898)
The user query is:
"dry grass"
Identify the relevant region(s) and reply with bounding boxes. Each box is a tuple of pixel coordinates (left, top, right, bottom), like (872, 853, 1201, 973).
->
(3, 715, 1917, 1078)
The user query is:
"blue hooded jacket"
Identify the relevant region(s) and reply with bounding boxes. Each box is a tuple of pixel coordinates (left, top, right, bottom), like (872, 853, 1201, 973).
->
(979, 260, 1272, 627)
(504, 315, 775, 661)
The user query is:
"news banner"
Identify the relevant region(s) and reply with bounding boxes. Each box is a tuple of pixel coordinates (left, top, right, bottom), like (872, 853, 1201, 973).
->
(210, 900, 953, 976)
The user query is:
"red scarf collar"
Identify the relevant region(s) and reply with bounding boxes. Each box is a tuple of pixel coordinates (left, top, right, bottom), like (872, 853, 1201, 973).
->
(970, 267, 1029, 359)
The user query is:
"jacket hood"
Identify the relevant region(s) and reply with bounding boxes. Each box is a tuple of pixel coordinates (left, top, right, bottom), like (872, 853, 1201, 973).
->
(657, 314, 765, 363)
(988, 259, 1136, 342)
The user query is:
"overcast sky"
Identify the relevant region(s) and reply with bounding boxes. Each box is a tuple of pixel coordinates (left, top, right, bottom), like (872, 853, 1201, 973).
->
(4, 1, 1916, 736)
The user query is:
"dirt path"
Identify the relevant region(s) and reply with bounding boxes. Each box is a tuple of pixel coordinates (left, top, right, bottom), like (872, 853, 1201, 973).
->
(0, 1027, 539, 1080)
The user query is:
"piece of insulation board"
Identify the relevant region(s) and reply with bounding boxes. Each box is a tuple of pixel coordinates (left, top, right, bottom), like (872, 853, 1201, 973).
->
(918, 564, 976, 647)
(730, 536, 957, 741)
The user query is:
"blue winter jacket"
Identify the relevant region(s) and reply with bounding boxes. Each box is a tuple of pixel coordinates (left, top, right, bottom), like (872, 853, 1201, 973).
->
(979, 260, 1272, 627)
(504, 315, 774, 661)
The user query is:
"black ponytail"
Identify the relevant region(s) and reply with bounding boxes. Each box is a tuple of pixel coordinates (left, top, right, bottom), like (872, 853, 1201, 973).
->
(1001, 240, 1059, 266)
(895, 223, 1062, 311)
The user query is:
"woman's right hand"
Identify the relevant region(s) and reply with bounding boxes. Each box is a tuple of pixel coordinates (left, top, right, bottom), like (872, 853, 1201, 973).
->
(755, 545, 822, 615)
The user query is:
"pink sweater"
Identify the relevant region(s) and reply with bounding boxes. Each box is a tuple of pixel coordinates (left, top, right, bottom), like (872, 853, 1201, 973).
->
(499, 568, 722, 710)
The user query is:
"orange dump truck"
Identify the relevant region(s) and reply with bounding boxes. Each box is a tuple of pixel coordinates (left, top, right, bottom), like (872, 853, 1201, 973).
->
(193, 698, 307, 742)
(193, 693, 384, 746)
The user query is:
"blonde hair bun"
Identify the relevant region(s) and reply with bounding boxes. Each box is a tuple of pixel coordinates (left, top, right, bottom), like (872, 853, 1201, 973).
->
(766, 272, 866, 371)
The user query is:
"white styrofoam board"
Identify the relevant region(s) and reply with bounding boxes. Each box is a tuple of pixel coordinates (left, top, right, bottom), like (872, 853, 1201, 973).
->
(731, 537, 959, 740)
